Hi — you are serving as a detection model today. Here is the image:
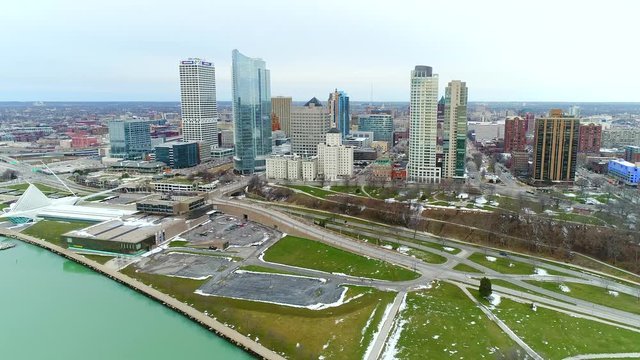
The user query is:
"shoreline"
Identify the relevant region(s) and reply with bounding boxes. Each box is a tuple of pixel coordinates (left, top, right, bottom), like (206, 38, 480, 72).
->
(0, 228, 284, 360)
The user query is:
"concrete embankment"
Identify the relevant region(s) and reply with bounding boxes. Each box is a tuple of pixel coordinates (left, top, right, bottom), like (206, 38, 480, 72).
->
(0, 228, 284, 360)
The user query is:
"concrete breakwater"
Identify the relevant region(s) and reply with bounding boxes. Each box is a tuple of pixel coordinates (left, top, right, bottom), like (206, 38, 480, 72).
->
(0, 228, 285, 360)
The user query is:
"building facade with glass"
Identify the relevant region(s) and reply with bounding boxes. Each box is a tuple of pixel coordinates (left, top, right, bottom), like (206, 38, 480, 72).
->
(328, 89, 350, 138)
(443, 80, 468, 179)
(532, 109, 579, 184)
(155, 141, 200, 169)
(357, 114, 393, 145)
(108, 119, 153, 160)
(232, 49, 272, 174)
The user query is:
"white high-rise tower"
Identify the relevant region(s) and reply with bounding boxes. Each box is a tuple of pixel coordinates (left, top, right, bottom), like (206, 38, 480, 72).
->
(179, 58, 218, 160)
(408, 65, 440, 183)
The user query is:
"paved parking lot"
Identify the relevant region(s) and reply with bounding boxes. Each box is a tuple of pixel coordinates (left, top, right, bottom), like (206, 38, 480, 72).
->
(134, 252, 231, 279)
(198, 271, 345, 308)
(183, 215, 279, 247)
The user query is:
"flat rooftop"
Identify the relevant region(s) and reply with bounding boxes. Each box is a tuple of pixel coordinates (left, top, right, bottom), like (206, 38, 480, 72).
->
(64, 214, 183, 243)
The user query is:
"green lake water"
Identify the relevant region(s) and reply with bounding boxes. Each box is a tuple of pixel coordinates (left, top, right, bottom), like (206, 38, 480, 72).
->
(0, 239, 254, 360)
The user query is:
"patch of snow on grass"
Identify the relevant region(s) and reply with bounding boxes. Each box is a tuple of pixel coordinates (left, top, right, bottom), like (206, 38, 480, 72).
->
(485, 256, 497, 262)
(361, 305, 379, 343)
(443, 247, 456, 252)
(363, 301, 395, 360)
(380, 294, 408, 360)
(488, 293, 501, 306)
(382, 245, 393, 250)
(432, 335, 440, 339)
(533, 268, 548, 276)
(397, 246, 410, 254)
(608, 290, 619, 297)
(564, 193, 577, 197)
(559, 284, 571, 293)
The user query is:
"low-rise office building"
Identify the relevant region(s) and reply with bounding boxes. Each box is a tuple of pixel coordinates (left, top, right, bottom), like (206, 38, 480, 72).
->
(136, 194, 208, 217)
(109, 160, 167, 174)
(608, 159, 640, 186)
(154, 141, 200, 169)
(63, 215, 187, 254)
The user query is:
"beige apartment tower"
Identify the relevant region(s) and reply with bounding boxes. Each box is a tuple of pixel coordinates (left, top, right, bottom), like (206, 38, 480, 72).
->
(290, 97, 331, 156)
(408, 65, 440, 183)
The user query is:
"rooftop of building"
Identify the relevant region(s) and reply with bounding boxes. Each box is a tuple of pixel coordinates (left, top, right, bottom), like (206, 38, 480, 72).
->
(305, 97, 322, 107)
(64, 214, 183, 244)
(610, 159, 638, 167)
(154, 140, 199, 148)
(137, 194, 204, 206)
(328, 128, 340, 134)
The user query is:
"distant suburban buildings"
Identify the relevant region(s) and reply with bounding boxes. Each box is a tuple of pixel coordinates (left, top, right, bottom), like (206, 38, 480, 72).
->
(179, 58, 218, 160)
(408, 65, 440, 183)
(290, 97, 331, 156)
(271, 96, 292, 137)
(601, 128, 640, 148)
(531, 109, 579, 184)
(578, 123, 602, 154)
(154, 141, 200, 169)
(357, 114, 393, 145)
(108, 119, 153, 160)
(442, 80, 468, 179)
(317, 128, 353, 181)
(265, 154, 317, 181)
(232, 49, 272, 174)
(328, 89, 350, 138)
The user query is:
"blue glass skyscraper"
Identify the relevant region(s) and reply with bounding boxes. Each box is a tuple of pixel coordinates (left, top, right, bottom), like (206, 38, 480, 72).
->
(232, 49, 272, 174)
(329, 89, 350, 138)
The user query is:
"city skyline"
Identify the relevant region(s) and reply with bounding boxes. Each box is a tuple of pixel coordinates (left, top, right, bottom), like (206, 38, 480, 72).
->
(3, 0, 639, 102)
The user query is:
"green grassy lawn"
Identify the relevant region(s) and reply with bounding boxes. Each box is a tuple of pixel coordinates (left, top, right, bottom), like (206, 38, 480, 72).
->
(82, 254, 115, 264)
(401, 246, 447, 265)
(0, 203, 10, 210)
(330, 185, 362, 196)
(7, 182, 67, 194)
(327, 216, 462, 255)
(262, 235, 419, 281)
(364, 186, 398, 199)
(453, 263, 482, 273)
(238, 265, 301, 276)
(552, 212, 607, 226)
(385, 282, 516, 358)
(335, 227, 447, 265)
(120, 266, 396, 360)
(468, 252, 537, 275)
(168, 240, 189, 248)
(524, 280, 640, 315)
(23, 220, 96, 247)
(428, 200, 451, 206)
(488, 279, 571, 303)
(287, 185, 334, 199)
(494, 298, 640, 359)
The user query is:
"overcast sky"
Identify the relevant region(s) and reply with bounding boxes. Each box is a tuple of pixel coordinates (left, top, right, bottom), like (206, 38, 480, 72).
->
(2, 0, 638, 102)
